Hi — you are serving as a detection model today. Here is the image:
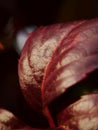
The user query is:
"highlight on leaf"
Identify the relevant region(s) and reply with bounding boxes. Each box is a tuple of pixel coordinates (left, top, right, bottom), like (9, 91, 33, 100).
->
(18, 18, 98, 130)
(57, 94, 98, 130)
(0, 108, 26, 129)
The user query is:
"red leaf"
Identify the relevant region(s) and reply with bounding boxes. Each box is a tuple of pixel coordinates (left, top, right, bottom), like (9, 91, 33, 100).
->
(18, 20, 84, 112)
(0, 108, 27, 129)
(18, 18, 98, 128)
(0, 109, 66, 130)
(42, 18, 98, 105)
(57, 93, 98, 130)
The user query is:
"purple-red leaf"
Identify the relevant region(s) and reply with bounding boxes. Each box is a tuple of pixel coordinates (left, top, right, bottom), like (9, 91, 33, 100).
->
(18, 20, 84, 112)
(57, 93, 98, 130)
(42, 18, 98, 105)
(0, 108, 28, 129)
(0, 109, 67, 130)
(18, 18, 98, 129)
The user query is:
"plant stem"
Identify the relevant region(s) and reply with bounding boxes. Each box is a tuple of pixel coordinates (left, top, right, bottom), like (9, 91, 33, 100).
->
(43, 106, 56, 128)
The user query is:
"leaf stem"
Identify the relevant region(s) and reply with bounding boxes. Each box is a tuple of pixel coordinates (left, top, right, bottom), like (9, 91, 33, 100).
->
(43, 106, 56, 128)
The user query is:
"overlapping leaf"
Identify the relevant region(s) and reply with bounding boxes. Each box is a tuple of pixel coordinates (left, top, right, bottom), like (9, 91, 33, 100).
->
(0, 108, 67, 130)
(57, 94, 98, 130)
(0, 108, 27, 129)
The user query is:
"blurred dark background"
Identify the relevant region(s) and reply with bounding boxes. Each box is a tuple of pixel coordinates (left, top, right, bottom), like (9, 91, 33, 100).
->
(0, 0, 98, 33)
(0, 0, 98, 128)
